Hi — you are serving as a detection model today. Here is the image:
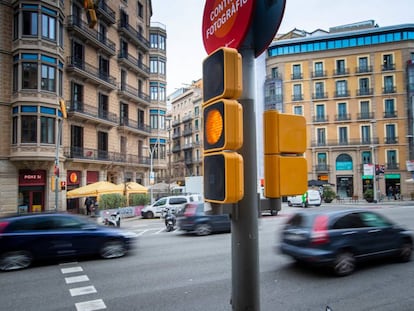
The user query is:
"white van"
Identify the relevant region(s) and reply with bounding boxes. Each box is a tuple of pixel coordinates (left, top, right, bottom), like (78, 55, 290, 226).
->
(287, 189, 321, 208)
(140, 194, 202, 219)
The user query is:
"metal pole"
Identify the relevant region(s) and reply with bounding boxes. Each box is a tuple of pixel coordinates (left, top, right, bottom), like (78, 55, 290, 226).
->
(231, 31, 260, 310)
(150, 149, 154, 204)
(372, 144, 377, 202)
(55, 120, 62, 211)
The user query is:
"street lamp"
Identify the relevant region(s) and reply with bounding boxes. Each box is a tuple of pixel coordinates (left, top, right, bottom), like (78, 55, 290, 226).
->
(147, 139, 159, 204)
(370, 120, 377, 202)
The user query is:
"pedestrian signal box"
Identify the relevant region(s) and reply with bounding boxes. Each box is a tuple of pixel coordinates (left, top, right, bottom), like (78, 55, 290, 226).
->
(263, 110, 307, 198)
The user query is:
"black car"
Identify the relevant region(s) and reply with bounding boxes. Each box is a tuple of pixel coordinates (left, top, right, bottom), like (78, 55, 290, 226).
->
(0, 213, 138, 271)
(177, 202, 231, 236)
(279, 209, 413, 276)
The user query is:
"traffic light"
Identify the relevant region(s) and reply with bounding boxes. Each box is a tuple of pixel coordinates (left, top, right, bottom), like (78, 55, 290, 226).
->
(263, 110, 307, 198)
(59, 99, 67, 119)
(203, 47, 244, 204)
(83, 0, 97, 28)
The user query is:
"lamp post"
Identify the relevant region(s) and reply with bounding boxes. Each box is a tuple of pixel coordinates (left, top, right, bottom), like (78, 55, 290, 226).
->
(371, 144, 378, 203)
(148, 139, 159, 204)
(55, 100, 67, 211)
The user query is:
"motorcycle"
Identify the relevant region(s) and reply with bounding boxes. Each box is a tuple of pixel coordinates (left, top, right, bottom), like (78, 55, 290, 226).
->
(163, 208, 176, 232)
(104, 211, 121, 227)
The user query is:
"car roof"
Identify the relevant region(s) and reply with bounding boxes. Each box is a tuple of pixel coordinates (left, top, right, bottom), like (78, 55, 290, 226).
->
(291, 208, 374, 218)
(0, 212, 83, 221)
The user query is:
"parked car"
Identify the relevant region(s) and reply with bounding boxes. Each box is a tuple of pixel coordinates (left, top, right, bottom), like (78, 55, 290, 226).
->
(279, 209, 413, 276)
(0, 213, 138, 271)
(287, 189, 321, 207)
(141, 194, 202, 219)
(177, 202, 231, 236)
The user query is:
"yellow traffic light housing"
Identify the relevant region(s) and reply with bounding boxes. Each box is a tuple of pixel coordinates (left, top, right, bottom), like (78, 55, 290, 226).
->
(59, 99, 67, 119)
(203, 152, 244, 204)
(202, 47, 242, 104)
(263, 110, 307, 198)
(203, 99, 243, 153)
(202, 47, 244, 204)
(86, 9, 97, 28)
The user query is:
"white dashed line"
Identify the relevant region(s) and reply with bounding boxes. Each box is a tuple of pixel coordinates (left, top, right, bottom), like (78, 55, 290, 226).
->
(61, 266, 83, 274)
(70, 286, 97, 297)
(75, 299, 106, 311)
(65, 275, 90, 284)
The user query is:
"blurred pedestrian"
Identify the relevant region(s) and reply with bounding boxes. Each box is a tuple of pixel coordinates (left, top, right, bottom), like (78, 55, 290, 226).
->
(85, 197, 91, 215)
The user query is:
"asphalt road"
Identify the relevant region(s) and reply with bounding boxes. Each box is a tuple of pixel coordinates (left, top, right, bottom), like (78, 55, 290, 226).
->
(1, 203, 414, 311)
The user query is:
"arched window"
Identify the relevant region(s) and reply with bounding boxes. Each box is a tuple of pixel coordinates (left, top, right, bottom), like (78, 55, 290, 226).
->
(336, 153, 353, 170)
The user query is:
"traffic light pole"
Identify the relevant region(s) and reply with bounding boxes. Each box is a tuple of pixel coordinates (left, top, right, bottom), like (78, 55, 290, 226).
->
(231, 35, 260, 310)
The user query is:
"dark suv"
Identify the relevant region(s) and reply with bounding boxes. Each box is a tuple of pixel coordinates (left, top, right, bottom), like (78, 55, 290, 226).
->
(0, 213, 137, 271)
(279, 209, 413, 276)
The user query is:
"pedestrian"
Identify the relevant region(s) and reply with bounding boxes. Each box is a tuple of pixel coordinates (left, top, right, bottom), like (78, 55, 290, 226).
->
(85, 197, 91, 215)
(387, 186, 393, 200)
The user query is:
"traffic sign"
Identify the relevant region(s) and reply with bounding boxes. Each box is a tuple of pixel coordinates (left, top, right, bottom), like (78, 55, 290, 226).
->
(202, 0, 256, 54)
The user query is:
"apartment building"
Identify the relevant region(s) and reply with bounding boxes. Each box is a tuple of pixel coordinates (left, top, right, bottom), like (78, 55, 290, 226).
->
(168, 80, 203, 186)
(265, 21, 414, 200)
(0, 0, 168, 215)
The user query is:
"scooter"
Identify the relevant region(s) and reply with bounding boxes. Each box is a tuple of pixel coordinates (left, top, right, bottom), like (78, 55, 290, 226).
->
(104, 211, 121, 227)
(163, 208, 176, 232)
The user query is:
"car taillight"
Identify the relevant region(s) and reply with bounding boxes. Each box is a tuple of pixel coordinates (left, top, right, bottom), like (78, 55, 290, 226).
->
(184, 206, 197, 217)
(0, 221, 9, 233)
(311, 215, 329, 245)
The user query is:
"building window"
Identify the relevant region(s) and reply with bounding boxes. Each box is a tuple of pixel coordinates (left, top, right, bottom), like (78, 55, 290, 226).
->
(384, 98, 396, 117)
(315, 81, 325, 98)
(335, 80, 348, 97)
(359, 77, 370, 95)
(22, 62, 38, 89)
(137, 2, 143, 18)
(40, 116, 55, 144)
(41, 13, 56, 40)
(23, 11, 38, 36)
(150, 85, 158, 100)
(317, 128, 326, 146)
(337, 102, 347, 120)
(361, 125, 371, 144)
(314, 61, 324, 77)
(316, 104, 325, 121)
(382, 54, 394, 70)
(383, 76, 395, 93)
(292, 64, 302, 79)
(21, 115, 37, 143)
(12, 117, 18, 144)
(317, 153, 327, 168)
(41, 64, 56, 92)
(293, 106, 303, 115)
(362, 151, 371, 164)
(293, 84, 302, 100)
(335, 59, 346, 75)
(359, 100, 370, 119)
(98, 93, 109, 119)
(358, 56, 369, 72)
(98, 131, 108, 159)
(338, 127, 348, 144)
(387, 150, 398, 169)
(385, 124, 397, 144)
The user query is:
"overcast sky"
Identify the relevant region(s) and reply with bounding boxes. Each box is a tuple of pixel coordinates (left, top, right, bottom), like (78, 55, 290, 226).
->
(151, 0, 413, 96)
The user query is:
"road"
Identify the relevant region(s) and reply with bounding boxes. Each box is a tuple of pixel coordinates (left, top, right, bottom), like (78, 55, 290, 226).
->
(1, 203, 414, 311)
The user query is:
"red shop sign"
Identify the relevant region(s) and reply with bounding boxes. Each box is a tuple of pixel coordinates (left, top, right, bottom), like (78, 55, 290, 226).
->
(19, 170, 46, 186)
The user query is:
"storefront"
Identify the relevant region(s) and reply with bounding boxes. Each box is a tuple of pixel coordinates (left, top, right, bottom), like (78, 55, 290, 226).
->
(66, 170, 81, 213)
(18, 170, 46, 213)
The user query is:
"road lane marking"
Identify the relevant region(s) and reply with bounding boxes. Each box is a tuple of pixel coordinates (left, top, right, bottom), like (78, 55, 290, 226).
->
(61, 266, 83, 274)
(65, 275, 90, 284)
(75, 299, 106, 311)
(70, 286, 97, 297)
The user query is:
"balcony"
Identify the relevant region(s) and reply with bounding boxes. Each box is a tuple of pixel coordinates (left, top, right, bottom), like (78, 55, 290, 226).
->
(264, 94, 283, 110)
(292, 94, 303, 101)
(383, 86, 396, 94)
(355, 65, 373, 74)
(183, 127, 193, 136)
(64, 147, 150, 166)
(291, 73, 303, 80)
(335, 113, 351, 122)
(357, 112, 374, 120)
(311, 138, 379, 147)
(386, 162, 400, 170)
(334, 90, 350, 98)
(117, 51, 150, 78)
(314, 164, 330, 172)
(384, 111, 397, 118)
(117, 84, 150, 107)
(66, 57, 116, 91)
(382, 63, 396, 71)
(96, 1, 116, 24)
(118, 20, 150, 51)
(182, 143, 196, 150)
(312, 115, 329, 123)
(384, 137, 398, 144)
(311, 70, 327, 79)
(66, 16, 116, 56)
(356, 88, 374, 96)
(172, 145, 181, 153)
(118, 117, 151, 136)
(67, 100, 118, 128)
(312, 92, 328, 100)
(333, 68, 350, 76)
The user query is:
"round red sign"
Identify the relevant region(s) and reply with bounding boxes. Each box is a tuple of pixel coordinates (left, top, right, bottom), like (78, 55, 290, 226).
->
(202, 0, 256, 54)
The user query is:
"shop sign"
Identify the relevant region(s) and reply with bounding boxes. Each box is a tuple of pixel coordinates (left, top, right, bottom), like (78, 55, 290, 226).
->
(67, 171, 80, 185)
(19, 170, 46, 185)
(385, 174, 400, 179)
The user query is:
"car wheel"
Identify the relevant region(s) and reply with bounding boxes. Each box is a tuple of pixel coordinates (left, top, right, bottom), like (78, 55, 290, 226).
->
(195, 224, 212, 236)
(0, 251, 33, 271)
(271, 210, 278, 216)
(146, 211, 154, 219)
(333, 251, 355, 276)
(399, 241, 412, 262)
(288, 202, 292, 207)
(100, 240, 126, 259)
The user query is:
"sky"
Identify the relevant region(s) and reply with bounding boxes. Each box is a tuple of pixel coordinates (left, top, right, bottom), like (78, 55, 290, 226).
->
(151, 0, 413, 96)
